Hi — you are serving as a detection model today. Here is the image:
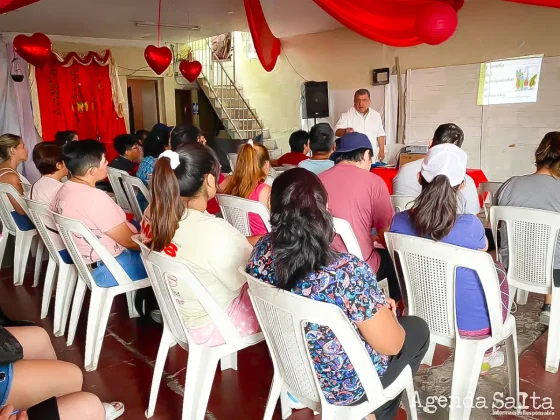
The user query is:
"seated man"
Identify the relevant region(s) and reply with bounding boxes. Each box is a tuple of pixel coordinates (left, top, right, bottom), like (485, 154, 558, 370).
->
(319, 132, 400, 301)
(276, 130, 310, 167)
(298, 123, 335, 175)
(109, 134, 142, 176)
(52, 140, 147, 287)
(393, 123, 481, 215)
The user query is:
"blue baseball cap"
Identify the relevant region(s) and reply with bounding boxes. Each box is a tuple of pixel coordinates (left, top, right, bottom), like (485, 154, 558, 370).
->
(330, 132, 372, 162)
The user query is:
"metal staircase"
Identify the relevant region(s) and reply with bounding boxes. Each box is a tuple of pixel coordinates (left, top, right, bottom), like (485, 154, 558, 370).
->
(188, 37, 280, 157)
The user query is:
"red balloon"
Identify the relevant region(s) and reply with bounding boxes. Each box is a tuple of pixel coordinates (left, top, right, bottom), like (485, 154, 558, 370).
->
(179, 60, 202, 83)
(144, 45, 172, 76)
(416, 3, 458, 45)
(13, 33, 52, 68)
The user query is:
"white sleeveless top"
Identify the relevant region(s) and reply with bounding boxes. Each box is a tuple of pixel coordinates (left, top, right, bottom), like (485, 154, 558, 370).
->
(0, 168, 31, 195)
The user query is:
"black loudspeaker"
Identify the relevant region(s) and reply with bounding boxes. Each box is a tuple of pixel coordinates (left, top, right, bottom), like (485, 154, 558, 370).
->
(303, 81, 329, 119)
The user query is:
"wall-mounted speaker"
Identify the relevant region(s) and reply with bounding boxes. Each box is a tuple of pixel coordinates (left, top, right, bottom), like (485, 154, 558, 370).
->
(303, 81, 329, 119)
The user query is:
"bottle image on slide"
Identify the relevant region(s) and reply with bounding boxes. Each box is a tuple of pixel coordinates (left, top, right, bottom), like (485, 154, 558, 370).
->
(515, 69, 523, 91)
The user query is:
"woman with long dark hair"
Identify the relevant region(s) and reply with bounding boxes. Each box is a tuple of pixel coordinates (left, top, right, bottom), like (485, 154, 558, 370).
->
(140, 143, 260, 345)
(390, 143, 509, 375)
(246, 168, 429, 419)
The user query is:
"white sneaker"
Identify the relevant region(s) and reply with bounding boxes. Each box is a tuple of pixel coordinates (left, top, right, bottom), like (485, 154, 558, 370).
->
(481, 350, 505, 376)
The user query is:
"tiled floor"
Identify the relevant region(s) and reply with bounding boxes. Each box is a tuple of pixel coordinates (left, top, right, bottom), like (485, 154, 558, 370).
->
(0, 260, 559, 419)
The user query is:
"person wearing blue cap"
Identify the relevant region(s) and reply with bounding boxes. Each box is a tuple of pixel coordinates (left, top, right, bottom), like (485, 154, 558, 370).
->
(319, 132, 400, 301)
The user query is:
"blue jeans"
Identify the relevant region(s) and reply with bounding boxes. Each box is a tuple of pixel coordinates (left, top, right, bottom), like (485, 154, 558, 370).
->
(59, 249, 73, 265)
(0, 364, 13, 407)
(91, 249, 147, 288)
(11, 212, 34, 231)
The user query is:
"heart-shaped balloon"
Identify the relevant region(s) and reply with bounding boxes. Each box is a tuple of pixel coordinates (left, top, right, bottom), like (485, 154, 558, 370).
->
(13, 33, 52, 68)
(144, 45, 172, 76)
(179, 60, 202, 83)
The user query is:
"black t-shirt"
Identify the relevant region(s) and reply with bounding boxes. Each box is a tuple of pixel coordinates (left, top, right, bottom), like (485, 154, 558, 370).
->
(109, 156, 138, 175)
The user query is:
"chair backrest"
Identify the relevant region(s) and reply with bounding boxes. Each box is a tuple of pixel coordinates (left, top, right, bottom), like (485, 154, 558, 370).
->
(490, 206, 560, 291)
(227, 153, 238, 172)
(52, 212, 134, 288)
(241, 270, 387, 411)
(132, 237, 247, 349)
(121, 173, 151, 221)
(0, 183, 31, 234)
(385, 233, 505, 345)
(332, 217, 363, 259)
(390, 195, 415, 213)
(216, 194, 271, 236)
(24, 198, 66, 263)
(107, 167, 132, 212)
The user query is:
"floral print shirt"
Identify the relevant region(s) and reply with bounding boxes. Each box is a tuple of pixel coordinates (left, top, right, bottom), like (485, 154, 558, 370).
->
(137, 156, 156, 186)
(245, 235, 389, 405)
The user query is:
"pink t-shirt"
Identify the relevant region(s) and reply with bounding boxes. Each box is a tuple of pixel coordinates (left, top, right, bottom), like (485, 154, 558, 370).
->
(52, 181, 137, 263)
(29, 176, 63, 206)
(319, 164, 394, 272)
(247, 182, 268, 236)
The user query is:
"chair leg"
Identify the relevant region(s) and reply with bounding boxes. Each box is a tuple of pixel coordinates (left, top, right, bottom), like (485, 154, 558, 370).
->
(545, 301, 560, 373)
(505, 329, 520, 406)
(145, 325, 175, 418)
(263, 374, 283, 420)
(67, 278, 87, 346)
(126, 290, 140, 319)
(53, 265, 77, 337)
(40, 258, 57, 319)
(404, 379, 418, 420)
(14, 232, 33, 286)
(279, 387, 293, 420)
(516, 289, 529, 305)
(449, 341, 486, 420)
(84, 289, 112, 372)
(421, 341, 436, 366)
(0, 229, 9, 268)
(220, 352, 238, 371)
(33, 239, 45, 287)
(181, 348, 219, 420)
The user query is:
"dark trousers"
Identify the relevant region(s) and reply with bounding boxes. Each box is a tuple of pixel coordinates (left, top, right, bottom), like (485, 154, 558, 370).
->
(377, 248, 402, 302)
(27, 397, 60, 420)
(373, 316, 430, 420)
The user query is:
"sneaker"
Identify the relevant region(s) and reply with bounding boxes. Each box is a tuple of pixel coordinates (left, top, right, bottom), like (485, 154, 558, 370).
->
(150, 309, 163, 324)
(481, 350, 505, 376)
(540, 304, 551, 326)
(287, 392, 306, 410)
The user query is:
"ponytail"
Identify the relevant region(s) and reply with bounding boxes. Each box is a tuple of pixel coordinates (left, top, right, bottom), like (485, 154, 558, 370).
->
(410, 175, 459, 241)
(224, 143, 269, 198)
(148, 157, 184, 251)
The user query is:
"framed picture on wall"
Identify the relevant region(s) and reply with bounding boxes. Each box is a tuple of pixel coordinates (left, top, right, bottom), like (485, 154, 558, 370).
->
(211, 33, 233, 61)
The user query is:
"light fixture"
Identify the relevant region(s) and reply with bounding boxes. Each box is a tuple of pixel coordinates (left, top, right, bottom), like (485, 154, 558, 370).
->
(134, 21, 200, 31)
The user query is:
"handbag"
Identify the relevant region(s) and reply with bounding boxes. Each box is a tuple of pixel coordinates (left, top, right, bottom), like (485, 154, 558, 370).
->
(0, 325, 23, 364)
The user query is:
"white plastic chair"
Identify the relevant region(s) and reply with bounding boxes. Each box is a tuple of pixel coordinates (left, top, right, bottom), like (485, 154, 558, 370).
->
(0, 184, 44, 286)
(107, 167, 133, 213)
(24, 198, 77, 337)
(385, 233, 519, 419)
(133, 237, 264, 420)
(490, 206, 560, 373)
(478, 182, 503, 218)
(52, 212, 151, 370)
(390, 195, 415, 213)
(227, 153, 238, 172)
(241, 269, 418, 420)
(216, 194, 271, 236)
(121, 173, 152, 222)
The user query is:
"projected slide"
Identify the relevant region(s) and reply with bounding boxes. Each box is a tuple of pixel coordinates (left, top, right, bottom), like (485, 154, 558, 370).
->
(477, 55, 543, 105)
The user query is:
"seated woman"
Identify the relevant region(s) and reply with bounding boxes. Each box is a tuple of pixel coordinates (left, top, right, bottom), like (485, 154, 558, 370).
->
(496, 131, 560, 326)
(141, 144, 260, 346)
(0, 325, 123, 419)
(137, 130, 167, 186)
(246, 168, 429, 419)
(0, 134, 33, 231)
(220, 142, 271, 235)
(54, 131, 78, 148)
(390, 144, 509, 375)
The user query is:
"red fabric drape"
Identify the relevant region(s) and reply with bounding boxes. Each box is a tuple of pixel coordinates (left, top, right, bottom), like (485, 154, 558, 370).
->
(0, 0, 39, 14)
(35, 51, 126, 162)
(312, 0, 464, 47)
(506, 0, 560, 7)
(244, 0, 281, 72)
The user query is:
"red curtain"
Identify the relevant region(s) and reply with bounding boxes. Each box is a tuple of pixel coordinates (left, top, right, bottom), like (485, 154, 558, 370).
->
(0, 0, 39, 13)
(244, 0, 281, 72)
(34, 51, 126, 161)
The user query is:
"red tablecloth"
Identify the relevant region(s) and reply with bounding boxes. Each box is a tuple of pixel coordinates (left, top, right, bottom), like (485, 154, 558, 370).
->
(371, 167, 488, 206)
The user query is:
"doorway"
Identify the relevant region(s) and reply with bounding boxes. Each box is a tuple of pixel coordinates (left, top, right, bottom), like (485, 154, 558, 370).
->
(127, 79, 160, 133)
(175, 89, 193, 126)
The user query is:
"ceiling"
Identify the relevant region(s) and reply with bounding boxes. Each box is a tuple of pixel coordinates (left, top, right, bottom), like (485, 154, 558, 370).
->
(0, 0, 342, 44)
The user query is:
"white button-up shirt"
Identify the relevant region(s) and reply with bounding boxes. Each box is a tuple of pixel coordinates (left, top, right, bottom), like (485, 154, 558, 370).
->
(335, 107, 385, 151)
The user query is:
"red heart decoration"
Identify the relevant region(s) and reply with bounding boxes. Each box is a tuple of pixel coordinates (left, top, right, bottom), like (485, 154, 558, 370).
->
(13, 33, 52, 68)
(144, 45, 172, 76)
(179, 60, 202, 83)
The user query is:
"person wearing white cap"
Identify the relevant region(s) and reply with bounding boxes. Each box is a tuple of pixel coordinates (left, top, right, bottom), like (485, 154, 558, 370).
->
(390, 144, 510, 375)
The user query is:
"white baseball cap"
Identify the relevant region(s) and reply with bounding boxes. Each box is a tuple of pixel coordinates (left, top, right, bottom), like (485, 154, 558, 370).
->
(420, 144, 467, 187)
